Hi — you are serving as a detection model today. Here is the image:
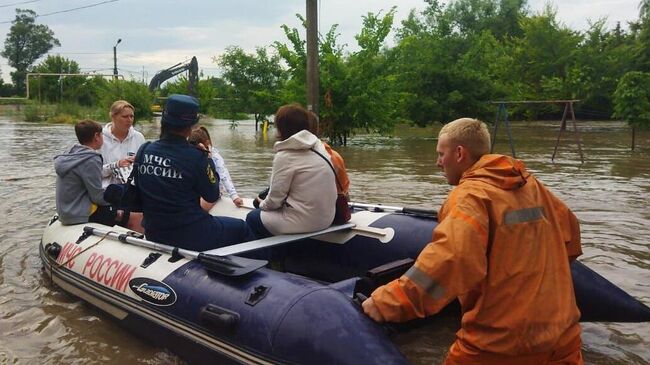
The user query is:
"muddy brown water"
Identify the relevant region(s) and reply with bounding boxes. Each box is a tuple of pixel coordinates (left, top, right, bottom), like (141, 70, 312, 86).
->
(0, 117, 648, 364)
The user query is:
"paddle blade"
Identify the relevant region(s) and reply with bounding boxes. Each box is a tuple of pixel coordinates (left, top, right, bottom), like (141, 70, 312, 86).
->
(197, 253, 268, 277)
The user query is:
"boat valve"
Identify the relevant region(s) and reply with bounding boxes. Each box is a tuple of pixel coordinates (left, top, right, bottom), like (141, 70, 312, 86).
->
(45, 242, 62, 259)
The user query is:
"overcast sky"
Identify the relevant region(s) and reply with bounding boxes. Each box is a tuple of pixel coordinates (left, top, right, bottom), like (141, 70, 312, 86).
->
(0, 0, 642, 85)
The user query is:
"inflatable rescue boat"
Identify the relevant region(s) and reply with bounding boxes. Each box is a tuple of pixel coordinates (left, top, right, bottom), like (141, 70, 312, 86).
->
(39, 199, 650, 364)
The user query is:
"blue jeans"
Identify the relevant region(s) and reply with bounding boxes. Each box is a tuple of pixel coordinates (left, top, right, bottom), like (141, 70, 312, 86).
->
(146, 216, 256, 252)
(245, 209, 273, 239)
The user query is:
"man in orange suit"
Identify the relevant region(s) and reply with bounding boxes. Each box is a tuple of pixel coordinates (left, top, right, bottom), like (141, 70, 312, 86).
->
(363, 118, 583, 365)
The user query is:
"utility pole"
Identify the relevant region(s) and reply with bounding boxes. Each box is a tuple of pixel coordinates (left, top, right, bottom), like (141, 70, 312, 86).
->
(306, 0, 319, 117)
(113, 38, 122, 81)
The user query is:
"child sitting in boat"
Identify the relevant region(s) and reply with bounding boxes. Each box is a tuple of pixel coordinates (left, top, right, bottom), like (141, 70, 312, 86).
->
(188, 126, 243, 207)
(54, 119, 133, 228)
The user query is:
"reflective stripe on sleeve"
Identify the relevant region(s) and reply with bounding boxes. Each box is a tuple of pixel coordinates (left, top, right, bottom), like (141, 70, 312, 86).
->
(405, 265, 445, 300)
(504, 207, 545, 225)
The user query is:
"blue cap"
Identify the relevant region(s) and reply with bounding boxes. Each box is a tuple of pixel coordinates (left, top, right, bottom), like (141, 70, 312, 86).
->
(161, 94, 199, 127)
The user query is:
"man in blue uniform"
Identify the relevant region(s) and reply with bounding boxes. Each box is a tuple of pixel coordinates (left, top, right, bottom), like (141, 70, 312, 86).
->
(135, 94, 255, 251)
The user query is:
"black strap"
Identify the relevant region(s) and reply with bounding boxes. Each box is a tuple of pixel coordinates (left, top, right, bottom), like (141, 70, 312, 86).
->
(311, 148, 344, 192)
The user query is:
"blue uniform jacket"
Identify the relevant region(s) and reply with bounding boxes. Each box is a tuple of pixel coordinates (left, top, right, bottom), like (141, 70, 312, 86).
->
(135, 134, 220, 235)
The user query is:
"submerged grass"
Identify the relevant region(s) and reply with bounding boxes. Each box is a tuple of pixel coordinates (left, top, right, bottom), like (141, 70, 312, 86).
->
(1, 101, 154, 124)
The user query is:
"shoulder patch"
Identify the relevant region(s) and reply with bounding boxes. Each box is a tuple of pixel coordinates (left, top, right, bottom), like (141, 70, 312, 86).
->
(207, 164, 217, 184)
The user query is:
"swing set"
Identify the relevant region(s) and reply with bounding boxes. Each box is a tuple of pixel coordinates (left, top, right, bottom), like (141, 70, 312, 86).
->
(490, 99, 585, 164)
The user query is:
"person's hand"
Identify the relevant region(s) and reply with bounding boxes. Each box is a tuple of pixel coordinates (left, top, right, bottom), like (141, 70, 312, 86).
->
(362, 297, 385, 323)
(117, 157, 134, 168)
(196, 142, 211, 155)
(233, 197, 244, 207)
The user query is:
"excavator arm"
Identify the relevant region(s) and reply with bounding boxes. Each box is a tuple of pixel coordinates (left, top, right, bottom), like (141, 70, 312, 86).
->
(148, 56, 198, 97)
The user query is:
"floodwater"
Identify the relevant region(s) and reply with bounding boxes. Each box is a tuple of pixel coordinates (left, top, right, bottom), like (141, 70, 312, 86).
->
(0, 116, 649, 364)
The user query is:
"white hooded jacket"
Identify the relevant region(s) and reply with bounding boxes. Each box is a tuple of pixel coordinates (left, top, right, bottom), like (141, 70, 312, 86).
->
(100, 122, 145, 187)
(260, 130, 337, 235)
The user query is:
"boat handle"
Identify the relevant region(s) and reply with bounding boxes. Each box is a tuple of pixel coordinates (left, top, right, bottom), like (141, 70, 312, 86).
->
(200, 304, 240, 332)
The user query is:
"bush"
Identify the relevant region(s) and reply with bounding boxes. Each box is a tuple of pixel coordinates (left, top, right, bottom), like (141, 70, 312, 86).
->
(98, 80, 153, 121)
(55, 103, 82, 117)
(49, 113, 75, 124)
(23, 104, 44, 122)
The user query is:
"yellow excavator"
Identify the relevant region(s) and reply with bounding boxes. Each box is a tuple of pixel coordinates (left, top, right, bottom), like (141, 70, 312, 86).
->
(149, 56, 198, 113)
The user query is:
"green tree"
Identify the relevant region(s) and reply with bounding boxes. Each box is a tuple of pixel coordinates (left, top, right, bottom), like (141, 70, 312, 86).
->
(389, 1, 505, 125)
(216, 46, 287, 129)
(509, 6, 581, 117)
(551, 20, 635, 119)
(0, 75, 6, 97)
(630, 0, 650, 72)
(274, 19, 309, 105)
(332, 8, 402, 142)
(99, 79, 152, 121)
(204, 77, 238, 117)
(444, 0, 527, 39)
(162, 75, 225, 116)
(0, 68, 15, 96)
(639, 0, 650, 19)
(275, 10, 402, 144)
(30, 55, 84, 103)
(613, 71, 650, 149)
(1, 9, 60, 95)
(76, 76, 109, 107)
(613, 71, 650, 128)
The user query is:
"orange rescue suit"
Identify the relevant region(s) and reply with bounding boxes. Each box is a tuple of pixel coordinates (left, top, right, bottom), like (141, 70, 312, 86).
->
(371, 154, 583, 363)
(323, 142, 350, 196)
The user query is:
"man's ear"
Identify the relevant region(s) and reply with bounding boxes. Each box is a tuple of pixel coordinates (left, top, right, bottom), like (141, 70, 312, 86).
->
(455, 145, 465, 162)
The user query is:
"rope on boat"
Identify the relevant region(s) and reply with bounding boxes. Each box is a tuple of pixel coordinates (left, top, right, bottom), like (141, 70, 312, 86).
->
(49, 230, 114, 284)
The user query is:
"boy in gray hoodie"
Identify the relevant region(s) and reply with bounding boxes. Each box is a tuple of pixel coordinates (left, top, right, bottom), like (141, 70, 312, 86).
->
(54, 119, 121, 225)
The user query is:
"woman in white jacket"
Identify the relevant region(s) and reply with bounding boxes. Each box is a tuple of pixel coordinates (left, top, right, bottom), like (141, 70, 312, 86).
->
(246, 104, 337, 237)
(100, 100, 145, 188)
(99, 100, 145, 232)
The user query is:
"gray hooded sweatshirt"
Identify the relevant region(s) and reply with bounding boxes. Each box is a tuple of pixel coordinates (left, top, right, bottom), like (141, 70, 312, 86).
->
(54, 144, 108, 225)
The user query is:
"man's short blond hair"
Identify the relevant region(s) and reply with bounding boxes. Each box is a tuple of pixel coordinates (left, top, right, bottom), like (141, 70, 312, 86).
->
(439, 118, 491, 160)
(109, 100, 134, 118)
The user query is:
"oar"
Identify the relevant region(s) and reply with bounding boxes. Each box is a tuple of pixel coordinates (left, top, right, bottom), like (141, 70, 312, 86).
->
(349, 202, 437, 218)
(205, 223, 356, 256)
(237, 200, 389, 238)
(83, 226, 268, 277)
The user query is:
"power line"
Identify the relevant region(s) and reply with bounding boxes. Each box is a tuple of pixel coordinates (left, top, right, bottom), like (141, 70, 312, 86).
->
(37, 0, 118, 17)
(118, 67, 142, 74)
(57, 52, 111, 55)
(0, 0, 39, 8)
(0, 0, 118, 24)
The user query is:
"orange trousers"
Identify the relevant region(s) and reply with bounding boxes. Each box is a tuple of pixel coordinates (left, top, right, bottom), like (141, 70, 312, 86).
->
(444, 335, 583, 365)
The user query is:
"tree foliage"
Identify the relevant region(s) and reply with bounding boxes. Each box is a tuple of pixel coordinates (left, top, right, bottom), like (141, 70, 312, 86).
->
(613, 71, 650, 129)
(4, 0, 650, 137)
(30, 55, 84, 103)
(161, 75, 227, 116)
(216, 46, 287, 126)
(207, 0, 646, 138)
(1, 9, 60, 95)
(100, 80, 152, 121)
(273, 10, 400, 144)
